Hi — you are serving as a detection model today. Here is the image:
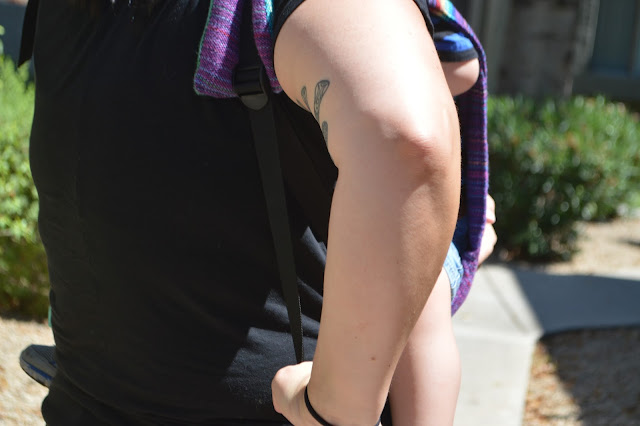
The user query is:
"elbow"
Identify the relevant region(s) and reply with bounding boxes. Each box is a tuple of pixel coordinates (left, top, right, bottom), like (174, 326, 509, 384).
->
(386, 103, 461, 183)
(329, 94, 461, 200)
(383, 101, 463, 226)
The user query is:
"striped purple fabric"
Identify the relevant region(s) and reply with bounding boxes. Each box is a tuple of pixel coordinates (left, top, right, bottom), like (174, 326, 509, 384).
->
(428, 0, 489, 315)
(193, 0, 489, 315)
(252, 1, 281, 93)
(193, 0, 281, 97)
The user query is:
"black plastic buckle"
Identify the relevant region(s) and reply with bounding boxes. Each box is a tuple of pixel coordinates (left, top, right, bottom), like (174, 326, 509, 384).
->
(233, 65, 269, 110)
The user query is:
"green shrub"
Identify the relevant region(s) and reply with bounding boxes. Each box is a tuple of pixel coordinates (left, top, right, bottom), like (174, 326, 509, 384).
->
(488, 95, 640, 260)
(0, 50, 49, 319)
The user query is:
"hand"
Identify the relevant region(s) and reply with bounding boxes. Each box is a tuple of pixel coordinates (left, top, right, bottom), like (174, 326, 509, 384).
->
(478, 195, 497, 265)
(272, 361, 316, 425)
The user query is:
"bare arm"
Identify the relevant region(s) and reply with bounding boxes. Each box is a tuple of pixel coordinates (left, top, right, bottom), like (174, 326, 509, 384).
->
(442, 58, 480, 96)
(389, 197, 497, 425)
(389, 269, 461, 425)
(271, 0, 461, 424)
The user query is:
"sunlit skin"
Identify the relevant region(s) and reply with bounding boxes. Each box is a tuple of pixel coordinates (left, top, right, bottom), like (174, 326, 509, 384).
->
(272, 0, 461, 424)
(443, 58, 480, 96)
(272, 2, 493, 423)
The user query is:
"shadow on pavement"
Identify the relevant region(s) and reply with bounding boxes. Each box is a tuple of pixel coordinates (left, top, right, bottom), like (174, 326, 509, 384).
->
(512, 269, 640, 334)
(511, 268, 640, 424)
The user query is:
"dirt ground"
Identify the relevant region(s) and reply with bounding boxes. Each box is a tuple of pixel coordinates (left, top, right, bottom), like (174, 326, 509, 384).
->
(523, 217, 640, 425)
(0, 316, 53, 425)
(525, 328, 640, 426)
(1, 218, 639, 425)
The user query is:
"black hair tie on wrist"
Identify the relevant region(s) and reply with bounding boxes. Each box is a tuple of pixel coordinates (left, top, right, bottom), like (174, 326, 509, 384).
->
(303, 386, 382, 426)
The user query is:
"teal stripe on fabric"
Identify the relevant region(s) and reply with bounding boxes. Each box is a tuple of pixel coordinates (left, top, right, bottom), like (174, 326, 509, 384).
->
(264, 0, 273, 34)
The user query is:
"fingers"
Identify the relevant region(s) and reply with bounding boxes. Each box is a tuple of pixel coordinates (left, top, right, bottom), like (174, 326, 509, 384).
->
(478, 223, 497, 265)
(486, 195, 496, 224)
(475, 194, 497, 265)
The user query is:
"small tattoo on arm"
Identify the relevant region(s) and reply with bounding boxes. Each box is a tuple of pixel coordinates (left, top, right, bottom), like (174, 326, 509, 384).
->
(300, 80, 331, 143)
(321, 121, 329, 143)
(313, 80, 330, 120)
(301, 86, 311, 111)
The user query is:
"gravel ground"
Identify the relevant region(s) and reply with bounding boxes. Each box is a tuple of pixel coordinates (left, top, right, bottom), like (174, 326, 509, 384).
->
(1, 218, 639, 425)
(523, 217, 640, 425)
(525, 328, 640, 426)
(0, 316, 53, 425)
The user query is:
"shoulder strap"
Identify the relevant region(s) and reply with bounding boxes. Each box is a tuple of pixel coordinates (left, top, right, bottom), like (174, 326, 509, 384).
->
(234, 2, 304, 364)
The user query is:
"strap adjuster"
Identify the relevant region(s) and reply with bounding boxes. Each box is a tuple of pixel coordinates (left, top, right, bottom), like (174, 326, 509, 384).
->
(233, 65, 269, 110)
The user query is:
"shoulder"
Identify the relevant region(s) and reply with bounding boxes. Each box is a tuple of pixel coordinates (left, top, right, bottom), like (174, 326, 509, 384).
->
(271, 0, 433, 45)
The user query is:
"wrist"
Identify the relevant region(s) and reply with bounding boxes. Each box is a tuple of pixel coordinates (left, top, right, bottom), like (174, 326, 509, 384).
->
(304, 386, 333, 426)
(305, 380, 383, 426)
(297, 385, 326, 426)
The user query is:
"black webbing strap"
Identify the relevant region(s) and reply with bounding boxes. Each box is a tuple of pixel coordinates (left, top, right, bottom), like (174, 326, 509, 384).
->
(246, 94, 305, 365)
(275, 106, 334, 244)
(18, 0, 39, 67)
(234, 2, 304, 364)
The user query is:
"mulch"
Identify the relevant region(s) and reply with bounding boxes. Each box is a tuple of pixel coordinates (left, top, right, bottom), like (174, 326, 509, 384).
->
(0, 316, 52, 425)
(525, 328, 640, 425)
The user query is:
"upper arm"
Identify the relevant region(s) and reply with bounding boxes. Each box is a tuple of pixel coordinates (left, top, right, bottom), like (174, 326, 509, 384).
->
(442, 58, 480, 96)
(273, 0, 458, 169)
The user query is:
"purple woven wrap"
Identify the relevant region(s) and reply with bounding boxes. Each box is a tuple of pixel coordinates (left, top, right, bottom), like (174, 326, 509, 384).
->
(428, 0, 489, 315)
(193, 0, 281, 97)
(193, 0, 489, 315)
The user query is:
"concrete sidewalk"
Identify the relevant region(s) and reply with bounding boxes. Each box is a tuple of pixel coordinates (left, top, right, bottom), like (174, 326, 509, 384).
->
(452, 264, 640, 426)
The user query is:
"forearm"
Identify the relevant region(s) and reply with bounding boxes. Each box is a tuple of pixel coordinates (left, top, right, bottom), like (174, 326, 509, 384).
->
(307, 119, 460, 424)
